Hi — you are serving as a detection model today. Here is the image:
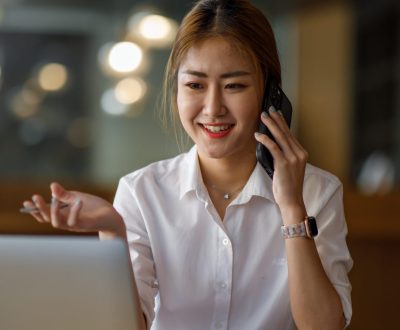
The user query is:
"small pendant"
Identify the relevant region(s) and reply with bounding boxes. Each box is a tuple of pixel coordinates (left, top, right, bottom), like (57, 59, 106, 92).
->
(223, 193, 230, 200)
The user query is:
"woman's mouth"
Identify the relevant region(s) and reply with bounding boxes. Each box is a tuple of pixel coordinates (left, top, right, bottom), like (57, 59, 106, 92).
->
(201, 124, 234, 138)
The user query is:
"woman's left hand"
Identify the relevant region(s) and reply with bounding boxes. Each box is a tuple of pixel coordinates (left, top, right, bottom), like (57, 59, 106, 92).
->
(255, 106, 308, 217)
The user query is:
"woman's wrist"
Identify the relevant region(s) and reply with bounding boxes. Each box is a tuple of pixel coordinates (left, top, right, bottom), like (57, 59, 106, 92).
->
(99, 213, 127, 240)
(279, 204, 307, 226)
(99, 229, 126, 240)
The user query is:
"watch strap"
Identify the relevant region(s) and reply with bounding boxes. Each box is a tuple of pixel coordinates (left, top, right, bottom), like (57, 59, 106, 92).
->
(281, 216, 318, 239)
(281, 222, 307, 239)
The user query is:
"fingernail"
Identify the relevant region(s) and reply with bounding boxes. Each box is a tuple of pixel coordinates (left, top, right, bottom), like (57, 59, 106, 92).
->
(254, 132, 262, 138)
(269, 105, 277, 113)
(74, 198, 82, 207)
(51, 197, 58, 205)
(261, 111, 269, 118)
(278, 110, 283, 116)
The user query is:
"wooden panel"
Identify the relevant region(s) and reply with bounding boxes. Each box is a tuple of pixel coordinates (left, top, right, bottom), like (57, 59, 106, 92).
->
(297, 2, 353, 181)
(344, 187, 400, 239)
(347, 237, 400, 329)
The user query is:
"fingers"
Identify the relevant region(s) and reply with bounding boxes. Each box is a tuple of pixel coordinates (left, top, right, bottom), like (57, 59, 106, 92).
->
(66, 199, 82, 227)
(32, 194, 51, 222)
(255, 131, 286, 164)
(22, 200, 47, 223)
(50, 182, 80, 229)
(50, 197, 82, 229)
(255, 106, 308, 167)
(50, 197, 62, 228)
(268, 106, 290, 133)
(51, 182, 74, 204)
(259, 108, 295, 158)
(22, 182, 83, 231)
(268, 106, 308, 155)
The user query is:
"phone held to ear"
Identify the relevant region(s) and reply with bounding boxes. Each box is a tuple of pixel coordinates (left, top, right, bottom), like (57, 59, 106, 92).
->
(256, 78, 293, 178)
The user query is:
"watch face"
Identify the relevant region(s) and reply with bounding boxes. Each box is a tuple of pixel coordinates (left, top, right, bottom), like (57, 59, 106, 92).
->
(308, 217, 318, 236)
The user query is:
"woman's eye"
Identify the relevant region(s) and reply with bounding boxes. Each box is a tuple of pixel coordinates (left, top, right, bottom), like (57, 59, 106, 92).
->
(226, 83, 245, 90)
(186, 83, 203, 90)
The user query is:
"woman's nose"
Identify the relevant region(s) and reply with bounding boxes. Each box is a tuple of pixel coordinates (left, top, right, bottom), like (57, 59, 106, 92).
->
(203, 88, 226, 117)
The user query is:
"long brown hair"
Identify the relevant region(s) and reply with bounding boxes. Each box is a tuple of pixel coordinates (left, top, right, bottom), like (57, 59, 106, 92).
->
(160, 0, 281, 149)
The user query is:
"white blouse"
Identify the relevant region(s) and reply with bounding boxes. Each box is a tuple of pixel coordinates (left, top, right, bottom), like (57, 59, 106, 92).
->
(114, 145, 353, 330)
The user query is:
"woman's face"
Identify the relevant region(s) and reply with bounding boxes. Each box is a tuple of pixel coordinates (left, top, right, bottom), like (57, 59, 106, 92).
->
(177, 37, 262, 162)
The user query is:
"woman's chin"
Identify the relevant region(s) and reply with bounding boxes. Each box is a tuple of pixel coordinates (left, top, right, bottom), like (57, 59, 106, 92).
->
(196, 143, 229, 159)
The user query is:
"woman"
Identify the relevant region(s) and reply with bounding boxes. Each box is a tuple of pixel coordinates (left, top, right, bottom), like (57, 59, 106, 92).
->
(23, 0, 352, 329)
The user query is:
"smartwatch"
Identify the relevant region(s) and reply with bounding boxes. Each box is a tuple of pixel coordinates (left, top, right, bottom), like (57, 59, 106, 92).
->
(281, 216, 318, 239)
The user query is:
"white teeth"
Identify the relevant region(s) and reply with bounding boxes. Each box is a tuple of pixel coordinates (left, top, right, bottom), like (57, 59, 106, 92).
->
(203, 124, 231, 133)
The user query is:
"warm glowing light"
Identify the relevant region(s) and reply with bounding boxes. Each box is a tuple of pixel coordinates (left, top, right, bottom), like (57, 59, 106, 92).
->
(115, 77, 147, 104)
(127, 12, 178, 48)
(10, 87, 43, 118)
(37, 63, 68, 92)
(101, 88, 129, 116)
(139, 15, 172, 40)
(21, 88, 42, 106)
(108, 42, 143, 73)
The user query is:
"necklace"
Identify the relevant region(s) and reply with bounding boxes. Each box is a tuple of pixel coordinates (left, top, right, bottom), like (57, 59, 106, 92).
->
(209, 183, 246, 200)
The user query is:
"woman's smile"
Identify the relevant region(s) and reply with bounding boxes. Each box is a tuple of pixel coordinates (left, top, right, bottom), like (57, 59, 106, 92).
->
(200, 123, 235, 138)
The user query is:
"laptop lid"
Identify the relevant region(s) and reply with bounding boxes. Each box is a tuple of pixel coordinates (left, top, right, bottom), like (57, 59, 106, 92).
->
(0, 235, 143, 330)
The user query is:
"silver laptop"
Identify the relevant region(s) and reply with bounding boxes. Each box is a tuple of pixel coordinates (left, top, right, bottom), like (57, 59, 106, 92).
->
(0, 235, 143, 330)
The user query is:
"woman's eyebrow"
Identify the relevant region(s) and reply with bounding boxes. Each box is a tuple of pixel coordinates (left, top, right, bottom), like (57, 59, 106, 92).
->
(181, 70, 251, 78)
(220, 71, 251, 78)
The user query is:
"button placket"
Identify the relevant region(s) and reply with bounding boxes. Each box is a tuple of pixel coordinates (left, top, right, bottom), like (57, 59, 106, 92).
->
(211, 230, 232, 330)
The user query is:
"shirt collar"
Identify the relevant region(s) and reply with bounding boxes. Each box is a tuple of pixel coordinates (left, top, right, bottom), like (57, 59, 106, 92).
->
(179, 145, 204, 200)
(179, 145, 276, 204)
(234, 162, 276, 205)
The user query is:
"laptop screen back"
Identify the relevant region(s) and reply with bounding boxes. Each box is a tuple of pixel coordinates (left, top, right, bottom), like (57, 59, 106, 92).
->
(0, 236, 142, 330)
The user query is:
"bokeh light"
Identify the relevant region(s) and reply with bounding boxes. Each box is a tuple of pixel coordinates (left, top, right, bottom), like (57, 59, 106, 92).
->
(127, 12, 178, 48)
(9, 86, 44, 119)
(114, 77, 147, 104)
(139, 15, 173, 40)
(101, 88, 129, 116)
(108, 42, 143, 73)
(37, 63, 68, 92)
(357, 151, 395, 195)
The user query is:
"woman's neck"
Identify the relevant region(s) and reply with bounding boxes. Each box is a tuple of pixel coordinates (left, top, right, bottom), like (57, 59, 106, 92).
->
(198, 150, 257, 193)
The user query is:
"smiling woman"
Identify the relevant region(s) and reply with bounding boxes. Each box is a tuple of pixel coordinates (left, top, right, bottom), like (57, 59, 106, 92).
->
(162, 0, 281, 151)
(21, 1, 353, 329)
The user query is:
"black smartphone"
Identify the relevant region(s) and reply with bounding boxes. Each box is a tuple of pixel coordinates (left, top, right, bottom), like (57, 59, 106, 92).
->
(256, 78, 293, 178)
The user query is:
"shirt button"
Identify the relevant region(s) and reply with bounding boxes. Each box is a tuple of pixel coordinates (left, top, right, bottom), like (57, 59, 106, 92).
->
(218, 282, 227, 289)
(222, 238, 229, 246)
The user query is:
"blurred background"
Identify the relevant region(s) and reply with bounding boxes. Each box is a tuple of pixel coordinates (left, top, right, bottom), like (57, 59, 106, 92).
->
(0, 0, 399, 328)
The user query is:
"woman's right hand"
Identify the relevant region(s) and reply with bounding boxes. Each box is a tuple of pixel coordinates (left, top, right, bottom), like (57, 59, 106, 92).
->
(22, 182, 126, 240)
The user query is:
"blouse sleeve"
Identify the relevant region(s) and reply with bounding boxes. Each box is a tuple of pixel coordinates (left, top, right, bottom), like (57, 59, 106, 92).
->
(113, 176, 158, 328)
(306, 178, 353, 328)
